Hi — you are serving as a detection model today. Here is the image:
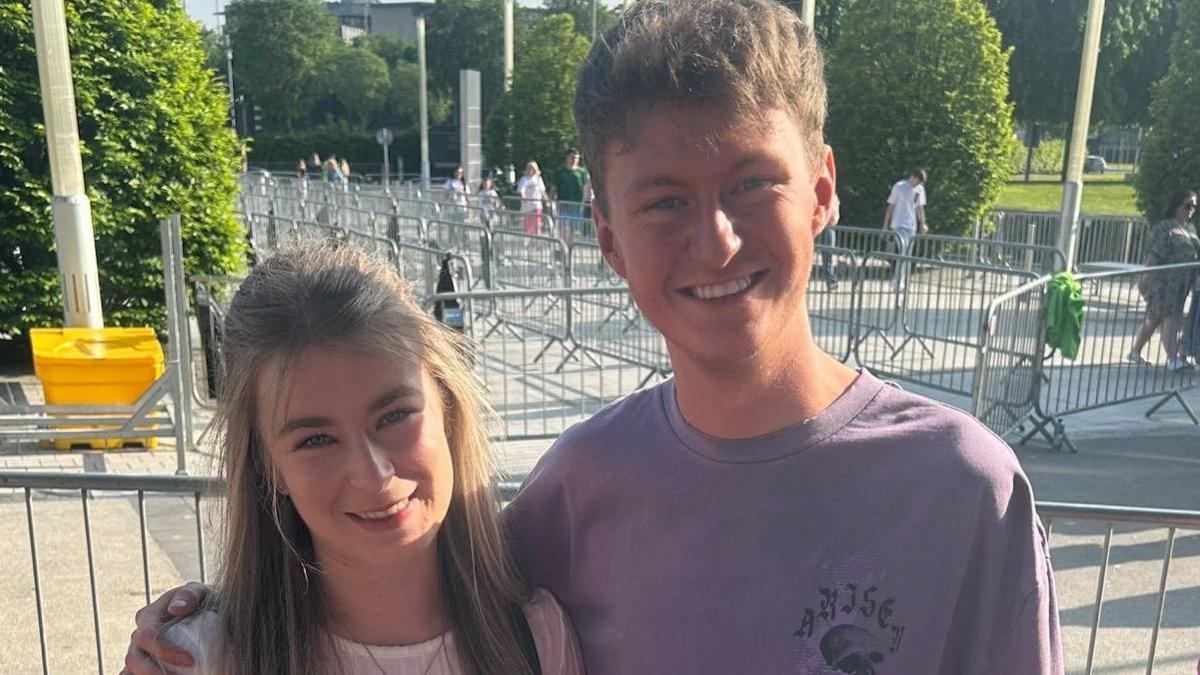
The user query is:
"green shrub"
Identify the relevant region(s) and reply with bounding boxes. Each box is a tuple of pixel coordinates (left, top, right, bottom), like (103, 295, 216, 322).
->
(0, 0, 244, 341)
(826, 0, 1014, 233)
(1135, 0, 1200, 220)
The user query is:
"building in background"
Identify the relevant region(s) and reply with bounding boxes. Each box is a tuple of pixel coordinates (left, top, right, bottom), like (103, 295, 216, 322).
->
(324, 0, 433, 43)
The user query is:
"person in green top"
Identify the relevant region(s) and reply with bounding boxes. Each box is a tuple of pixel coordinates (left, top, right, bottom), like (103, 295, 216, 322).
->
(551, 149, 591, 241)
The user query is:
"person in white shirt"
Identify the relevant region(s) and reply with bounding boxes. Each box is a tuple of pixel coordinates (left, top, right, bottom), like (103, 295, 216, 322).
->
(442, 166, 469, 208)
(516, 162, 548, 235)
(883, 168, 929, 293)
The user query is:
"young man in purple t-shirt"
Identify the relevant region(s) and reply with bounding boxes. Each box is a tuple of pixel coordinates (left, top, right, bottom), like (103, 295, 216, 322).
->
(506, 1, 1062, 673)
(125, 1, 1061, 673)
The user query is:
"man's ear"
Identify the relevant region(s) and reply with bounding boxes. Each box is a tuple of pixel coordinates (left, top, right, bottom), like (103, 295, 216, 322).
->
(812, 145, 838, 234)
(595, 204, 629, 280)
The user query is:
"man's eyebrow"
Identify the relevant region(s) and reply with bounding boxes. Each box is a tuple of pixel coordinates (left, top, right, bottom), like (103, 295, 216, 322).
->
(626, 174, 686, 195)
(624, 153, 777, 196)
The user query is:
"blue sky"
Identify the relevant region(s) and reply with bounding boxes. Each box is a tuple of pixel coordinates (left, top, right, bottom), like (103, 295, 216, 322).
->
(188, 0, 623, 31)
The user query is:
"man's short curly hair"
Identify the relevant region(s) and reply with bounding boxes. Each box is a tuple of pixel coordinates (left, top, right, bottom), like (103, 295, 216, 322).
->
(574, 0, 826, 213)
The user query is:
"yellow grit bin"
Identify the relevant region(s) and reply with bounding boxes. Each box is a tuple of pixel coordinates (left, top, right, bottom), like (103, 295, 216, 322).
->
(30, 327, 164, 449)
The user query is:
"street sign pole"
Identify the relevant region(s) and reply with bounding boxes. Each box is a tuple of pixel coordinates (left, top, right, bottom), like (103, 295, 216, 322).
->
(376, 127, 394, 192)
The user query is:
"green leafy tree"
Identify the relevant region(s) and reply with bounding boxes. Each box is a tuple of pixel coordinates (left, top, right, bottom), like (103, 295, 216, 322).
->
(483, 13, 589, 180)
(780, 0, 849, 46)
(323, 44, 391, 129)
(225, 0, 338, 131)
(353, 32, 417, 70)
(386, 61, 453, 130)
(826, 0, 1013, 234)
(0, 0, 244, 340)
(426, 0, 523, 118)
(542, 0, 617, 39)
(987, 0, 1174, 176)
(1134, 0, 1200, 220)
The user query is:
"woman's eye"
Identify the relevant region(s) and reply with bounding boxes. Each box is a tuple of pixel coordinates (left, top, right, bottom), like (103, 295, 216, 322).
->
(297, 434, 333, 449)
(379, 409, 412, 427)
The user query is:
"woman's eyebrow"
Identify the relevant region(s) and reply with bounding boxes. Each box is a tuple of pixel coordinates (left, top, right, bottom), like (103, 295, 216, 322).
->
(367, 385, 423, 413)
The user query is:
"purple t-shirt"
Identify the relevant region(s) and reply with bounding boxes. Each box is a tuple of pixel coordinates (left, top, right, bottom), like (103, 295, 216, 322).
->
(507, 371, 1062, 674)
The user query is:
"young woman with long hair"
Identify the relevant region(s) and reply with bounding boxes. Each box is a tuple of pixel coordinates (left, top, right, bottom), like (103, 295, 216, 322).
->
(147, 244, 582, 674)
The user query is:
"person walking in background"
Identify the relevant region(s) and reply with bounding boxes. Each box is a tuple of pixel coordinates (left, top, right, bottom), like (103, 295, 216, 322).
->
(477, 177, 502, 228)
(517, 161, 547, 236)
(443, 166, 469, 207)
(883, 168, 928, 293)
(1129, 190, 1200, 371)
(551, 149, 590, 241)
(325, 158, 343, 184)
(309, 152, 321, 177)
(339, 157, 351, 183)
(296, 159, 308, 180)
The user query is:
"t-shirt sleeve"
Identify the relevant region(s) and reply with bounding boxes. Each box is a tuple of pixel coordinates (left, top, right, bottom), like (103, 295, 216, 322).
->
(886, 182, 901, 205)
(916, 184, 927, 207)
(942, 460, 1064, 674)
(505, 438, 574, 599)
(523, 588, 586, 675)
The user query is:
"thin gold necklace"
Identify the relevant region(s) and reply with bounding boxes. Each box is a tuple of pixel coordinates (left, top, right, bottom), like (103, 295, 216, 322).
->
(361, 633, 447, 675)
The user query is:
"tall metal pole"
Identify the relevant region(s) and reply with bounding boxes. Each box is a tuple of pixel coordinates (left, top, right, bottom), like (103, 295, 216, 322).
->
(591, 0, 597, 41)
(503, 0, 514, 92)
(1057, 0, 1106, 271)
(219, 12, 236, 135)
(32, 0, 103, 329)
(801, 0, 816, 27)
(417, 14, 430, 190)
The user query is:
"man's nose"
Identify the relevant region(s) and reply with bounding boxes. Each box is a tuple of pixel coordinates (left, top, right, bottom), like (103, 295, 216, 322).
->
(691, 206, 743, 267)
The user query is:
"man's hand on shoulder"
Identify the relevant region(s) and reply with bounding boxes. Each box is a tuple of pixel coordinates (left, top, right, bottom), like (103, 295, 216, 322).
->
(121, 582, 209, 674)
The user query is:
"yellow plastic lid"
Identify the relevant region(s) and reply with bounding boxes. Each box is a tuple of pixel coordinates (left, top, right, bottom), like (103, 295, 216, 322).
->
(29, 327, 165, 366)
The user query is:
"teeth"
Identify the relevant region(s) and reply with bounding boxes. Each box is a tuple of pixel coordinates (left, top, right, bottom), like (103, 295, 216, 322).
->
(355, 499, 409, 520)
(691, 275, 753, 300)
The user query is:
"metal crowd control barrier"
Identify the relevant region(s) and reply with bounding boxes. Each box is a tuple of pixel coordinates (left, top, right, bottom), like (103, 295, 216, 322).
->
(908, 233, 1066, 274)
(1022, 263, 1199, 452)
(982, 209, 1150, 267)
(854, 251, 1040, 398)
(2, 469, 1195, 675)
(0, 217, 194, 475)
(808, 246, 861, 363)
(425, 218, 492, 289)
(489, 230, 569, 291)
(1076, 216, 1150, 266)
(0, 471, 222, 675)
(1036, 502, 1200, 675)
(971, 276, 1048, 438)
(567, 241, 623, 288)
(426, 288, 670, 439)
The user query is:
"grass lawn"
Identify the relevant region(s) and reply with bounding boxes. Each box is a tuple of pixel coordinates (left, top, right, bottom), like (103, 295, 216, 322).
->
(996, 173, 1140, 215)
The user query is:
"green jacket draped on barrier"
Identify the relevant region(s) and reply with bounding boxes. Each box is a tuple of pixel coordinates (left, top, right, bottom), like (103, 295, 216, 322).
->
(1045, 271, 1084, 360)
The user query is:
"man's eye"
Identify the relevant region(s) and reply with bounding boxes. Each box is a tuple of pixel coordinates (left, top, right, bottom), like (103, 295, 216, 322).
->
(297, 434, 333, 449)
(646, 197, 684, 211)
(735, 178, 772, 193)
(379, 409, 412, 427)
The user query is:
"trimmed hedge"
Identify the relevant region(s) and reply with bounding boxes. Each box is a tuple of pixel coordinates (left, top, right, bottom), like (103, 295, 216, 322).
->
(0, 0, 244, 340)
(826, 0, 1014, 233)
